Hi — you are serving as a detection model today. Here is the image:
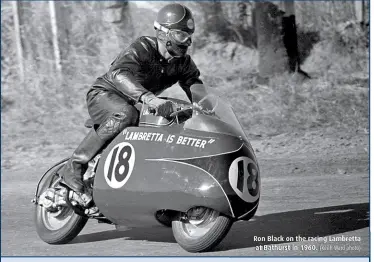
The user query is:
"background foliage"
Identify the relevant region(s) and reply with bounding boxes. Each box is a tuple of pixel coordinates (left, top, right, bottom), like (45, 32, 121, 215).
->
(1, 1, 369, 169)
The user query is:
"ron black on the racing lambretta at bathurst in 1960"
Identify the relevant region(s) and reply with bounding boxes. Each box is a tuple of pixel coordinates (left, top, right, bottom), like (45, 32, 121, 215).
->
(1, 0, 369, 257)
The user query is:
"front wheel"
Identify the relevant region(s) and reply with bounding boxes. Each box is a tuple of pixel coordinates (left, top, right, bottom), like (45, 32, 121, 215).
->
(34, 161, 88, 244)
(172, 207, 233, 253)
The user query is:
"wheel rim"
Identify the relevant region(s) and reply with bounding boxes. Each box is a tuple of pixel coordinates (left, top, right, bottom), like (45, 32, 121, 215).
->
(40, 178, 74, 231)
(181, 208, 220, 238)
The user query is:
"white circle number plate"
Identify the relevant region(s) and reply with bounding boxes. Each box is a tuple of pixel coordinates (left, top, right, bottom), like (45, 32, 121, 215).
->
(229, 157, 260, 202)
(104, 142, 135, 189)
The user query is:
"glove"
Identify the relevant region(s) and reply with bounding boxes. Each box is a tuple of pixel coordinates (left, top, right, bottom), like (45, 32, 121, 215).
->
(141, 93, 174, 118)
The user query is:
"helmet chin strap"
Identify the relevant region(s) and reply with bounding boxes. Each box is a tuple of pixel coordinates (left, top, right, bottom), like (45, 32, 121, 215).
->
(165, 40, 187, 58)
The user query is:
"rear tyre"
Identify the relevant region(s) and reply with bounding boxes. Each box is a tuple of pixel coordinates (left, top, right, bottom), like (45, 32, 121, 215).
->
(34, 161, 88, 244)
(172, 208, 233, 253)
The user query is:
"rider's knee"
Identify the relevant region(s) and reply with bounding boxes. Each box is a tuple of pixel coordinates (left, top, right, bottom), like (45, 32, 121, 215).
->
(96, 108, 138, 140)
(121, 105, 139, 126)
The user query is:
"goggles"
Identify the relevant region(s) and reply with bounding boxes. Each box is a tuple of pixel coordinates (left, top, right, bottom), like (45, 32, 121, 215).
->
(154, 21, 192, 45)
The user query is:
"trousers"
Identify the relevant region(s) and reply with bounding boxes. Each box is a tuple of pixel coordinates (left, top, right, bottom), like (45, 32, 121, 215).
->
(86, 89, 139, 136)
(58, 88, 139, 193)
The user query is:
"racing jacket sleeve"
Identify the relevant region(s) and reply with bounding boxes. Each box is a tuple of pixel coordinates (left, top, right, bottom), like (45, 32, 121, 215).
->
(108, 40, 150, 103)
(178, 55, 204, 102)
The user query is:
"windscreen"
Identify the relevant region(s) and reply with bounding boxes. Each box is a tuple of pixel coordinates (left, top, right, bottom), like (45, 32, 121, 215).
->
(186, 84, 248, 140)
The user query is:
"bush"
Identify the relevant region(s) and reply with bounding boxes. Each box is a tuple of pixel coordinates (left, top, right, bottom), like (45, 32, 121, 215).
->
(332, 20, 369, 53)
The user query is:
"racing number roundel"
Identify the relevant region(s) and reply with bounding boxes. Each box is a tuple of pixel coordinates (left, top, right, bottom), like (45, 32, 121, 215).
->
(229, 157, 260, 202)
(104, 142, 135, 189)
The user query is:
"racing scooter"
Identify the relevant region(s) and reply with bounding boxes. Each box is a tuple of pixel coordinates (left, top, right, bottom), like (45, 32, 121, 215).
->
(32, 84, 261, 253)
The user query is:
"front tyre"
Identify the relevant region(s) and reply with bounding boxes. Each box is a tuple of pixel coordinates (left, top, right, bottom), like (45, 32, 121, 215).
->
(34, 161, 88, 244)
(172, 208, 233, 253)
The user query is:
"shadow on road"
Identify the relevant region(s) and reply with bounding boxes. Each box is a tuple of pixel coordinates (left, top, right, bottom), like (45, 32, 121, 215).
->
(217, 202, 369, 251)
(71, 226, 175, 244)
(71, 202, 369, 251)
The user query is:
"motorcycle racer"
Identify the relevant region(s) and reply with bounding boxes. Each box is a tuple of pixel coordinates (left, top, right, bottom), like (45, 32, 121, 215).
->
(58, 3, 204, 194)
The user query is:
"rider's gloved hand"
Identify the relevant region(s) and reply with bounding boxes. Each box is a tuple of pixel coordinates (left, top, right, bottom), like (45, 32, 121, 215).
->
(141, 92, 174, 118)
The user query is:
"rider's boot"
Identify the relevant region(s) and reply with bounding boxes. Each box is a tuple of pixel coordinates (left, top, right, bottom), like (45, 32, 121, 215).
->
(58, 110, 138, 194)
(58, 128, 106, 194)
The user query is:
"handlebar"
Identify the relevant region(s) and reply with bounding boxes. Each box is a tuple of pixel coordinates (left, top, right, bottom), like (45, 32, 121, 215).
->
(146, 100, 215, 119)
(169, 107, 193, 118)
(147, 102, 193, 118)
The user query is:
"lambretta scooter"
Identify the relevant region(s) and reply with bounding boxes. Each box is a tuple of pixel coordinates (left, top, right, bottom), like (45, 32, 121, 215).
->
(32, 84, 261, 253)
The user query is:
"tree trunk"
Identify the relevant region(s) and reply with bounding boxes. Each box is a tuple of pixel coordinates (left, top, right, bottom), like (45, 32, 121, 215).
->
(255, 1, 309, 81)
(282, 0, 299, 72)
(255, 2, 288, 78)
(354, 0, 366, 23)
(198, 1, 233, 42)
(102, 1, 134, 44)
(12, 1, 24, 82)
(54, 2, 72, 75)
(49, 1, 62, 75)
(17, 2, 53, 74)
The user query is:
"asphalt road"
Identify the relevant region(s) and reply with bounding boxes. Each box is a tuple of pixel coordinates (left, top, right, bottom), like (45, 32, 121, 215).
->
(1, 145, 369, 256)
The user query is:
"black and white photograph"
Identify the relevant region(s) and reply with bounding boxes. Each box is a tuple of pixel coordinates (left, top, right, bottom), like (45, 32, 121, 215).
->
(1, 0, 370, 257)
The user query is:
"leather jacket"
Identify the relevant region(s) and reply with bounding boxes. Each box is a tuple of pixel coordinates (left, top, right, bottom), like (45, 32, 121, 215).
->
(89, 36, 203, 104)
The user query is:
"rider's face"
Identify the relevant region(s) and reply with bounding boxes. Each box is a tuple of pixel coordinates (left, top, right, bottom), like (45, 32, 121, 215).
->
(168, 31, 193, 57)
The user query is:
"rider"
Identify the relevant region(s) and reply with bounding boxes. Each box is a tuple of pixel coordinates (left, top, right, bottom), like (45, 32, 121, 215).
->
(58, 3, 204, 194)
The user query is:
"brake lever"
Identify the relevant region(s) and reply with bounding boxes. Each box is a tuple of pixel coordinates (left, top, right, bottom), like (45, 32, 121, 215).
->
(169, 111, 179, 118)
(193, 102, 215, 115)
(169, 109, 184, 118)
(169, 106, 193, 118)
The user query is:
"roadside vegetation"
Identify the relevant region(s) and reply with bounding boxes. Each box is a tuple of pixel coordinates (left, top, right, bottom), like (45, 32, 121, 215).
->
(1, 1, 368, 170)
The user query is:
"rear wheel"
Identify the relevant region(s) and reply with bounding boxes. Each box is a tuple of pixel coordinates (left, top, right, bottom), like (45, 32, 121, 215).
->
(34, 161, 88, 244)
(172, 207, 233, 253)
